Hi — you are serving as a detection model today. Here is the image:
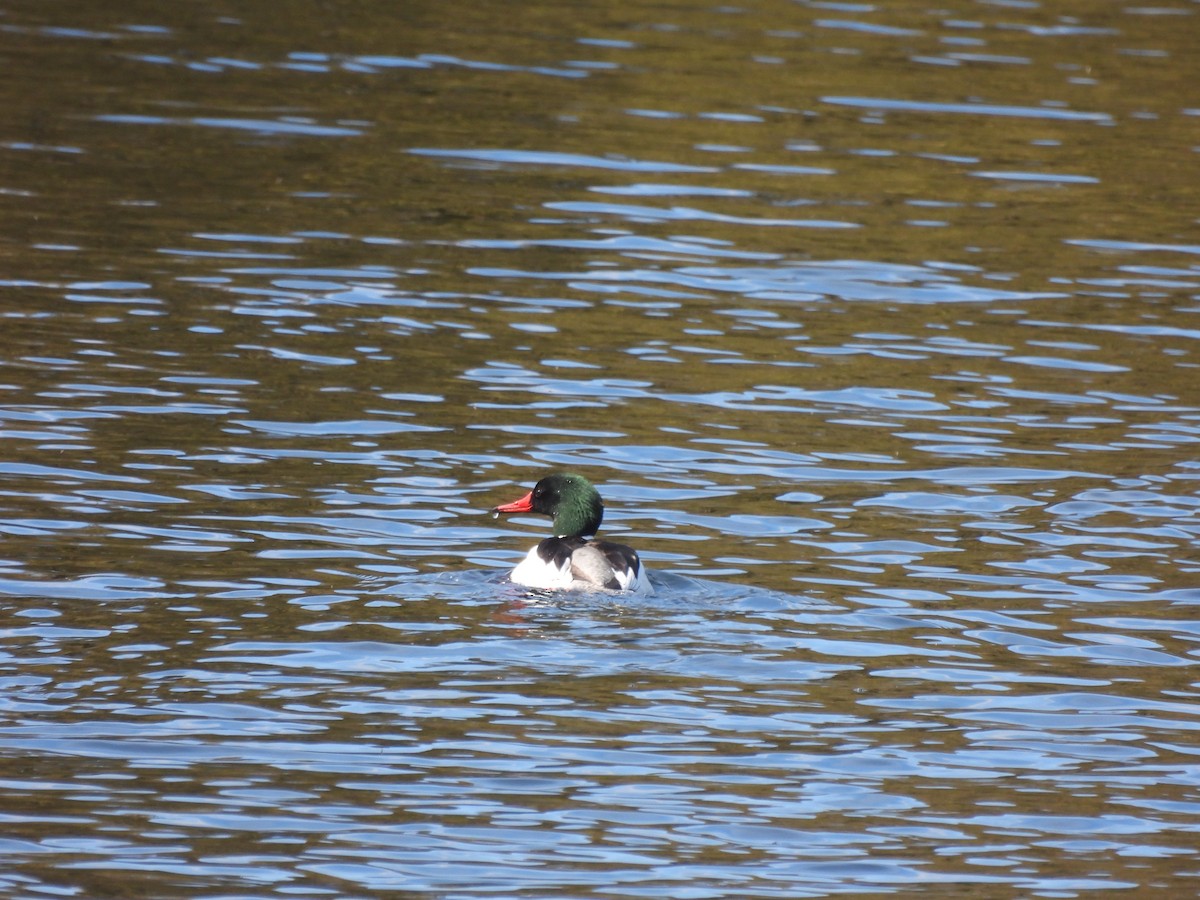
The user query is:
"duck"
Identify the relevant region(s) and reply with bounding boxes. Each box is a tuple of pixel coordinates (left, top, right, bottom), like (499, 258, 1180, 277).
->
(492, 472, 653, 594)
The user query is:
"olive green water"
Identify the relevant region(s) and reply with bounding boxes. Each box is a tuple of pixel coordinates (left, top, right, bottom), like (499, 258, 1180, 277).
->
(1, 1, 1199, 897)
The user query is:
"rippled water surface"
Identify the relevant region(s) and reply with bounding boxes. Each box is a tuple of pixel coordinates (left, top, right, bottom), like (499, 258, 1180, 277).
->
(2, 0, 1200, 896)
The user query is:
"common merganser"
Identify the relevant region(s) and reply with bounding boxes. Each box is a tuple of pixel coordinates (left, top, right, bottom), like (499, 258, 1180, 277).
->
(493, 472, 653, 594)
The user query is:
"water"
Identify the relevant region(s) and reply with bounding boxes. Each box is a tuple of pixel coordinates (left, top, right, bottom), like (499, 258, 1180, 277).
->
(2, 0, 1200, 896)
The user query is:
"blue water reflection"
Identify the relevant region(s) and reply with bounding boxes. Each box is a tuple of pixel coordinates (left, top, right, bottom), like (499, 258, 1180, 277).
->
(3, 0, 1200, 896)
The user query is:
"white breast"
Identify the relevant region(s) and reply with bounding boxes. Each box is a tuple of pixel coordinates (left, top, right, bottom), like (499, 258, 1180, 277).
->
(507, 545, 654, 594)
(509, 546, 574, 590)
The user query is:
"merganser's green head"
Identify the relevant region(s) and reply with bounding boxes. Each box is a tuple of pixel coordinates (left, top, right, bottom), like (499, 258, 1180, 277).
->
(493, 472, 605, 537)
